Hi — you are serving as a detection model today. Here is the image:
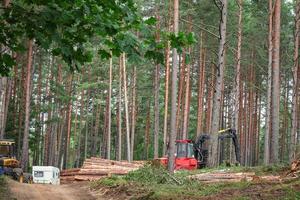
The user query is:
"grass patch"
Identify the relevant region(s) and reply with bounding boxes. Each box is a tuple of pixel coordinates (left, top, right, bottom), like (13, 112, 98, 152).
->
(91, 165, 255, 200)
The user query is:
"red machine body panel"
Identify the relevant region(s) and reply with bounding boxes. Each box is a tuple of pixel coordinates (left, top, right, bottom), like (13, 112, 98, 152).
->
(158, 139, 198, 170)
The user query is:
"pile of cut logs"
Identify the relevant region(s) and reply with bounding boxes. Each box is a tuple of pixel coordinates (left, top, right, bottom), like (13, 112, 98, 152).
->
(189, 172, 255, 183)
(285, 159, 300, 178)
(61, 157, 144, 182)
(189, 172, 282, 183)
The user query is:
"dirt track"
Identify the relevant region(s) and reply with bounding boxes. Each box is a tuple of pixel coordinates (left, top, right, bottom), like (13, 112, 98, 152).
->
(8, 179, 99, 200)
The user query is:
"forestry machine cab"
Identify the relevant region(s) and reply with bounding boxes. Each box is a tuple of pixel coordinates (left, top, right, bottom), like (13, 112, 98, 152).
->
(158, 128, 241, 170)
(0, 139, 28, 182)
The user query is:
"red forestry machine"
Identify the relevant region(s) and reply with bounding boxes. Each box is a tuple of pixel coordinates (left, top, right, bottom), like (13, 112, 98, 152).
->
(157, 128, 241, 170)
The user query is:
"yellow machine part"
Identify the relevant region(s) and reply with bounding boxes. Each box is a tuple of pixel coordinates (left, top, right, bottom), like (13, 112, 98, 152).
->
(2, 158, 20, 168)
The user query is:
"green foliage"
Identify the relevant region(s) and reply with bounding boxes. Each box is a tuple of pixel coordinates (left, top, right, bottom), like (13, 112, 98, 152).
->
(0, 0, 196, 75)
(91, 166, 254, 200)
(92, 175, 128, 188)
(124, 164, 187, 185)
(0, 0, 141, 75)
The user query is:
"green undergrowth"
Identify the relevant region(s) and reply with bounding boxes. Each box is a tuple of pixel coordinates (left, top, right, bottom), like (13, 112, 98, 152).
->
(91, 165, 253, 200)
(90, 164, 298, 200)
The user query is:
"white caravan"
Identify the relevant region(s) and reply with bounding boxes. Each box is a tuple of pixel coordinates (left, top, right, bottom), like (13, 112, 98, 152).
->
(32, 166, 60, 185)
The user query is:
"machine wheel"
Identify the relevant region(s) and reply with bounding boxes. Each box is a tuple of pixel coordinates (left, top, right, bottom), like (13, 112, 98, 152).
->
(12, 168, 23, 182)
(23, 173, 33, 184)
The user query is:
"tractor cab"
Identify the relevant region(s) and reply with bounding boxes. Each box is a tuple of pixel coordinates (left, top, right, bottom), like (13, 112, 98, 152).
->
(0, 140, 16, 159)
(157, 139, 197, 170)
(0, 140, 19, 169)
(174, 140, 197, 170)
(175, 140, 194, 158)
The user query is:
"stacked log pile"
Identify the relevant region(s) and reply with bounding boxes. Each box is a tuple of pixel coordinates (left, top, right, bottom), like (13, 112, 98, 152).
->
(189, 171, 283, 183)
(60, 168, 80, 183)
(285, 159, 300, 178)
(60, 157, 144, 182)
(189, 172, 255, 183)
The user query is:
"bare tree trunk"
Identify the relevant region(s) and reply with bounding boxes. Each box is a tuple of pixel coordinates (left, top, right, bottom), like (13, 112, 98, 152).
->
(18, 61, 26, 159)
(76, 89, 85, 167)
(72, 99, 78, 166)
(182, 17, 192, 139)
(153, 3, 161, 159)
(176, 51, 185, 139)
(265, 0, 273, 165)
(205, 66, 215, 133)
(43, 63, 52, 165)
(208, 0, 228, 167)
(0, 77, 12, 139)
(117, 57, 123, 161)
(122, 53, 131, 162)
(270, 0, 281, 164)
(21, 40, 33, 171)
(63, 74, 73, 169)
(290, 0, 300, 162)
(107, 56, 112, 160)
(154, 64, 160, 158)
(163, 0, 172, 155)
(2, 0, 10, 7)
(281, 80, 288, 161)
(145, 101, 151, 160)
(234, 0, 243, 158)
(255, 93, 261, 165)
(84, 74, 91, 160)
(33, 63, 42, 165)
(168, 0, 179, 173)
(196, 32, 206, 137)
(130, 66, 137, 160)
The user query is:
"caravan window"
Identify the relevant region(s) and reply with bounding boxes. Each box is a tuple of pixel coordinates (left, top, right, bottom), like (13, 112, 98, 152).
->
(34, 171, 44, 177)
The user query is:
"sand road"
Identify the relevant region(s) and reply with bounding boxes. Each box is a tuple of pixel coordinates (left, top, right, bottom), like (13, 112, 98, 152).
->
(7, 179, 99, 200)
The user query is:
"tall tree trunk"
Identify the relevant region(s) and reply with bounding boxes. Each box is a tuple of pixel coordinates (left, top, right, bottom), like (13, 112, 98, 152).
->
(2, 0, 10, 7)
(168, 0, 179, 173)
(196, 32, 206, 137)
(264, 0, 273, 165)
(21, 40, 33, 171)
(0, 78, 12, 139)
(145, 101, 151, 160)
(122, 53, 131, 162)
(63, 74, 73, 169)
(175, 51, 185, 139)
(131, 66, 137, 160)
(72, 99, 78, 166)
(290, 0, 300, 162)
(18, 60, 26, 159)
(182, 16, 192, 139)
(208, 0, 228, 167)
(43, 63, 53, 165)
(270, 0, 281, 164)
(234, 0, 243, 162)
(33, 63, 42, 165)
(117, 57, 123, 161)
(76, 89, 85, 167)
(205, 66, 215, 133)
(107, 56, 112, 159)
(153, 3, 161, 159)
(154, 64, 160, 158)
(163, 0, 172, 155)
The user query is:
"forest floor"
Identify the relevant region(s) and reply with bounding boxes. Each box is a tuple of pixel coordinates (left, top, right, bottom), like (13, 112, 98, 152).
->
(1, 165, 300, 200)
(90, 165, 300, 200)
